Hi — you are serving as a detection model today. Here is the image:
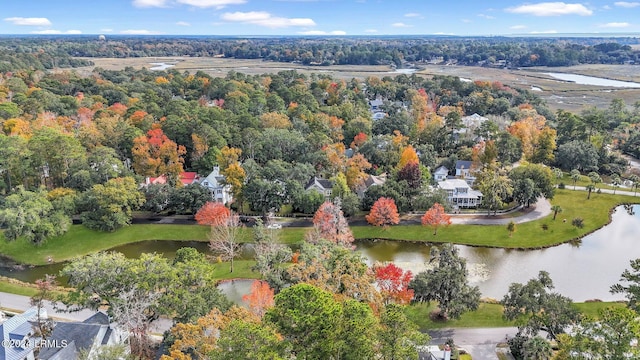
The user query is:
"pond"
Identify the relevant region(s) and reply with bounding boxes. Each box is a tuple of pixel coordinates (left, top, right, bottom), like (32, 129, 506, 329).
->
(545, 72, 640, 88)
(2, 205, 639, 302)
(149, 62, 176, 71)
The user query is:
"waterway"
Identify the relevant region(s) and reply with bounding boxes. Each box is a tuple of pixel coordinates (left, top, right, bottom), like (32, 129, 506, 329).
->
(2, 205, 639, 302)
(545, 72, 640, 88)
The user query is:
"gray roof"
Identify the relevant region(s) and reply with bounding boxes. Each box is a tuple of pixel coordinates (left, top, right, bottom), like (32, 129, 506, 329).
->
(38, 312, 112, 360)
(0, 307, 38, 360)
(305, 177, 333, 191)
(456, 160, 473, 170)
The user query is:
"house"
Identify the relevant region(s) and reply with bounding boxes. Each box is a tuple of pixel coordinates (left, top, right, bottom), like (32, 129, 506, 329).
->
(453, 113, 488, 141)
(200, 166, 233, 204)
(418, 345, 451, 360)
(144, 172, 200, 187)
(437, 179, 483, 209)
(0, 307, 40, 360)
(305, 177, 333, 199)
(455, 160, 476, 186)
(372, 112, 387, 120)
(433, 166, 449, 182)
(38, 312, 126, 360)
(356, 173, 387, 198)
(369, 98, 384, 112)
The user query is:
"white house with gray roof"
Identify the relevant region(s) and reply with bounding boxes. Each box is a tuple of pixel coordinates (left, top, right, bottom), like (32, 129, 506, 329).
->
(437, 179, 482, 209)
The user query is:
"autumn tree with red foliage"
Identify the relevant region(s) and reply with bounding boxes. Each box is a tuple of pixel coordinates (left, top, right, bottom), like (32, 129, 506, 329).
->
(421, 202, 451, 235)
(374, 263, 414, 305)
(397, 162, 422, 189)
(242, 280, 275, 318)
(132, 125, 186, 182)
(311, 200, 354, 246)
(351, 132, 368, 149)
(195, 202, 231, 226)
(366, 197, 400, 228)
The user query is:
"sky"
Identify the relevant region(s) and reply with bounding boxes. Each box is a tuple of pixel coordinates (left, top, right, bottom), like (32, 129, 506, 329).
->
(1, 0, 640, 37)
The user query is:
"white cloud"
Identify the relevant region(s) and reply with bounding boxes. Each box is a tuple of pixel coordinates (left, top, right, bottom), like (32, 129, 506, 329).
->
(404, 13, 421, 18)
(132, 0, 169, 7)
(176, 21, 191, 26)
(364, 29, 378, 33)
(120, 29, 160, 34)
(615, 1, 640, 7)
(602, 4, 611, 9)
(506, 2, 592, 16)
(530, 29, 558, 33)
(298, 30, 346, 35)
(510, 24, 527, 29)
(177, 0, 246, 8)
(478, 14, 496, 19)
(221, 11, 316, 28)
(392, 22, 412, 27)
(4, 17, 52, 26)
(31, 29, 82, 34)
(462, 19, 472, 23)
(599, 22, 630, 27)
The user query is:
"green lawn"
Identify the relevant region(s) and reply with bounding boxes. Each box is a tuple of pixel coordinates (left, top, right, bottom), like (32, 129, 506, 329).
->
(405, 301, 627, 331)
(0, 189, 637, 266)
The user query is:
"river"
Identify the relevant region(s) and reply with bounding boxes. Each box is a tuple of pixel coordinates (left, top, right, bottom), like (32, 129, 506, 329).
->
(2, 205, 639, 302)
(545, 72, 640, 88)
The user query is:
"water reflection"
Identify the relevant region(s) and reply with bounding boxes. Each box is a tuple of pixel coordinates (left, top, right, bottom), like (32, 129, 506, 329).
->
(2, 206, 639, 302)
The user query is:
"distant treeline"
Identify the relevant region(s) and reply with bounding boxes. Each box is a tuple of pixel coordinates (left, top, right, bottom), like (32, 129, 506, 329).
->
(1, 36, 640, 71)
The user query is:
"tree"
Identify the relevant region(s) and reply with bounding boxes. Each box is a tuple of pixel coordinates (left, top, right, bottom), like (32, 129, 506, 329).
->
(510, 163, 555, 200)
(243, 177, 286, 216)
(0, 186, 70, 244)
(556, 140, 599, 172)
(507, 220, 516, 237)
(217, 146, 246, 200)
(572, 217, 584, 229)
(310, 199, 354, 246)
(513, 178, 537, 208)
(242, 280, 275, 318)
(610, 258, 640, 312)
(397, 162, 423, 189)
(611, 174, 621, 195)
(378, 304, 430, 360)
(586, 184, 595, 199)
(252, 219, 292, 292)
(79, 177, 145, 232)
(374, 263, 414, 305)
(588, 171, 602, 193)
(215, 319, 286, 360)
(477, 165, 513, 215)
(421, 202, 451, 235)
(556, 307, 640, 360)
(195, 201, 230, 226)
(30, 275, 57, 340)
(409, 244, 481, 319)
(366, 197, 400, 227)
(345, 153, 372, 190)
(132, 126, 186, 184)
(397, 145, 419, 169)
(570, 169, 581, 190)
(28, 127, 87, 188)
(551, 205, 563, 220)
(629, 174, 640, 196)
(502, 271, 580, 340)
(209, 211, 242, 273)
(265, 284, 342, 359)
(167, 183, 211, 215)
(522, 336, 553, 360)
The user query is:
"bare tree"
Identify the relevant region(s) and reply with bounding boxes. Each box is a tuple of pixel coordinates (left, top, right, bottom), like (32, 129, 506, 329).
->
(209, 212, 242, 273)
(30, 275, 57, 340)
(110, 287, 161, 359)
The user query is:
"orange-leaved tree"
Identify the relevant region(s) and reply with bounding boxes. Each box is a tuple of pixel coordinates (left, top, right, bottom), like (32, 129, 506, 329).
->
(421, 202, 451, 235)
(311, 200, 354, 246)
(241, 280, 275, 318)
(374, 263, 414, 305)
(397, 145, 419, 170)
(366, 197, 400, 228)
(132, 125, 186, 182)
(195, 202, 231, 226)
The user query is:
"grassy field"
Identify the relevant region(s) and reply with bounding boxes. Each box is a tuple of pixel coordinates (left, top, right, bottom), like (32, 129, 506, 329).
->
(0, 189, 637, 265)
(405, 301, 627, 331)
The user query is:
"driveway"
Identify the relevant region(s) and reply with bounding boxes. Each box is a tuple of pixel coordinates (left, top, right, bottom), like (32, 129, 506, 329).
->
(449, 197, 551, 225)
(428, 327, 519, 360)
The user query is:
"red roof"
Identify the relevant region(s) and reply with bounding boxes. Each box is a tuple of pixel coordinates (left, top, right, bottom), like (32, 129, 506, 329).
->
(145, 172, 199, 186)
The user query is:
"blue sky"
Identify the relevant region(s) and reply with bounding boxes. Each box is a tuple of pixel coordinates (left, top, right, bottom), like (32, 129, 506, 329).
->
(1, 1, 640, 36)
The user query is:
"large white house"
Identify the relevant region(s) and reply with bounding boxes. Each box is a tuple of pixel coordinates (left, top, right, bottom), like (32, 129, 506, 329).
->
(200, 166, 233, 204)
(437, 179, 483, 209)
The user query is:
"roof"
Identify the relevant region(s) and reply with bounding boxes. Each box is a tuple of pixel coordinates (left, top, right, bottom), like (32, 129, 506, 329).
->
(369, 99, 383, 107)
(180, 172, 199, 185)
(455, 160, 474, 170)
(0, 307, 38, 360)
(363, 174, 387, 188)
(434, 166, 449, 174)
(38, 311, 113, 360)
(200, 167, 226, 189)
(438, 179, 472, 190)
(305, 176, 333, 191)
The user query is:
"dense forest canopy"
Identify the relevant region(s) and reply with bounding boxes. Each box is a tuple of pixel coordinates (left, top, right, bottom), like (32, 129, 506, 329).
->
(1, 35, 640, 72)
